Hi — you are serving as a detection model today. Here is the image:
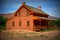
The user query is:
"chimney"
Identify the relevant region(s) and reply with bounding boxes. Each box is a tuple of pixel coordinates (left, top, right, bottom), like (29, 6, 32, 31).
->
(38, 6, 41, 10)
(22, 2, 26, 5)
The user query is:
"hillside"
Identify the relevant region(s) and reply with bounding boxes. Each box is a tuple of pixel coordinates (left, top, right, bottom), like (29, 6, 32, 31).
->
(0, 13, 14, 19)
(0, 13, 59, 20)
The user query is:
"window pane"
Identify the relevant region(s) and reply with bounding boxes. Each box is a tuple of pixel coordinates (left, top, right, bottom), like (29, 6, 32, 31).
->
(27, 21, 29, 26)
(19, 21, 21, 26)
(12, 22, 14, 27)
(26, 11, 29, 16)
(18, 12, 20, 16)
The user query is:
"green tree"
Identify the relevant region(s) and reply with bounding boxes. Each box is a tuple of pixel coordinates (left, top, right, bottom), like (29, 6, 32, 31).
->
(48, 20, 54, 26)
(54, 19, 60, 30)
(55, 19, 60, 27)
(0, 16, 7, 30)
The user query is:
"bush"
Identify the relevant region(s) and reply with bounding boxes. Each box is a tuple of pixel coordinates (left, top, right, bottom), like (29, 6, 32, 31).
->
(55, 19, 60, 27)
(40, 28, 56, 32)
(0, 25, 6, 30)
(55, 19, 60, 30)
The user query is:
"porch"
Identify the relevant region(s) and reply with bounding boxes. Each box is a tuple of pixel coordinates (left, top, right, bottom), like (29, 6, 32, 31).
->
(32, 16, 55, 31)
(33, 19, 48, 31)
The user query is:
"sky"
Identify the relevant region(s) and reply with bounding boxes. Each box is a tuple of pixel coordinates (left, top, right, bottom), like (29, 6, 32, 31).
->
(0, 0, 60, 18)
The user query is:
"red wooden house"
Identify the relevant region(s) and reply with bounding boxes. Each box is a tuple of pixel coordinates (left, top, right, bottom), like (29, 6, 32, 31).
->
(6, 2, 54, 31)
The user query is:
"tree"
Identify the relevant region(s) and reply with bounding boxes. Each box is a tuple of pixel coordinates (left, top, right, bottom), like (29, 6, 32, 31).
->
(0, 16, 7, 30)
(54, 19, 60, 30)
(48, 20, 54, 26)
(55, 19, 60, 27)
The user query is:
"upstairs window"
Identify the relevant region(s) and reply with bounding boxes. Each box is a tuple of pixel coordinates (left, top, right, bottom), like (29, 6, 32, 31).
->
(26, 11, 29, 16)
(27, 21, 29, 26)
(19, 21, 21, 26)
(12, 22, 14, 27)
(18, 12, 20, 16)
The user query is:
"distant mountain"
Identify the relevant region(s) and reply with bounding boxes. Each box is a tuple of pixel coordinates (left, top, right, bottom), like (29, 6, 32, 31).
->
(48, 16, 59, 20)
(0, 13, 59, 20)
(0, 13, 14, 19)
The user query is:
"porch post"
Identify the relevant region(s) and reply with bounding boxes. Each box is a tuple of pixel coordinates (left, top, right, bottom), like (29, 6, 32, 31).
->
(39, 19, 41, 26)
(46, 20, 48, 28)
(40, 19, 41, 27)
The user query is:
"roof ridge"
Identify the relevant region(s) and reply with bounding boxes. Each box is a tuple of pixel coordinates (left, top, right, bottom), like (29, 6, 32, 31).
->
(25, 5, 41, 10)
(25, 5, 48, 15)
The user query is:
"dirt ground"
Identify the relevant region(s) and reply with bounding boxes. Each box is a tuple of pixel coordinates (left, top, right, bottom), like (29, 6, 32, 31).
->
(0, 30, 60, 40)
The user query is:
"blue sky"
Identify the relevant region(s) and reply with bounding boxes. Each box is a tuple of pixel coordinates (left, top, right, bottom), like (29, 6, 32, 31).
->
(0, 0, 60, 18)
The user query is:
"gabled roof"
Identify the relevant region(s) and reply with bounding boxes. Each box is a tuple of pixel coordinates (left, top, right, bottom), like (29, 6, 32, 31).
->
(15, 2, 48, 15)
(7, 2, 49, 21)
(25, 5, 48, 15)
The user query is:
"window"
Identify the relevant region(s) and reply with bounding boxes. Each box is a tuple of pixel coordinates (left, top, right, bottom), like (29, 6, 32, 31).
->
(19, 21, 21, 26)
(27, 21, 29, 26)
(18, 12, 20, 16)
(12, 22, 14, 27)
(26, 11, 29, 16)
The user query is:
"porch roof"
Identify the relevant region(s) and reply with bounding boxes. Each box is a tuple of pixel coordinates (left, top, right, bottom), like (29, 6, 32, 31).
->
(33, 16, 55, 21)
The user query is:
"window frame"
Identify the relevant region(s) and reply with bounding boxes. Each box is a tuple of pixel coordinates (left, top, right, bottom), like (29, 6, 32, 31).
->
(19, 21, 21, 26)
(26, 11, 29, 16)
(12, 22, 14, 27)
(27, 21, 29, 26)
(18, 12, 20, 16)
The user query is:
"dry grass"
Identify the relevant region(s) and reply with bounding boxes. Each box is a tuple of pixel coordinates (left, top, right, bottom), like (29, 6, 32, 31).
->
(0, 30, 60, 40)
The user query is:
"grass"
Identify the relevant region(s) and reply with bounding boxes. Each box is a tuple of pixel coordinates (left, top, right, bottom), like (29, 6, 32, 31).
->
(40, 28, 56, 32)
(0, 30, 60, 40)
(40, 34, 48, 38)
(54, 34, 60, 40)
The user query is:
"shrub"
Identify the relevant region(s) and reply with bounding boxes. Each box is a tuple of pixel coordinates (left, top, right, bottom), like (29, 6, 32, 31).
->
(40, 28, 56, 32)
(55, 19, 60, 27)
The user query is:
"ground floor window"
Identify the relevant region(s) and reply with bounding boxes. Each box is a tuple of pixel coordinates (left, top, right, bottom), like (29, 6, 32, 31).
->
(12, 22, 14, 27)
(27, 21, 29, 26)
(19, 21, 21, 26)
